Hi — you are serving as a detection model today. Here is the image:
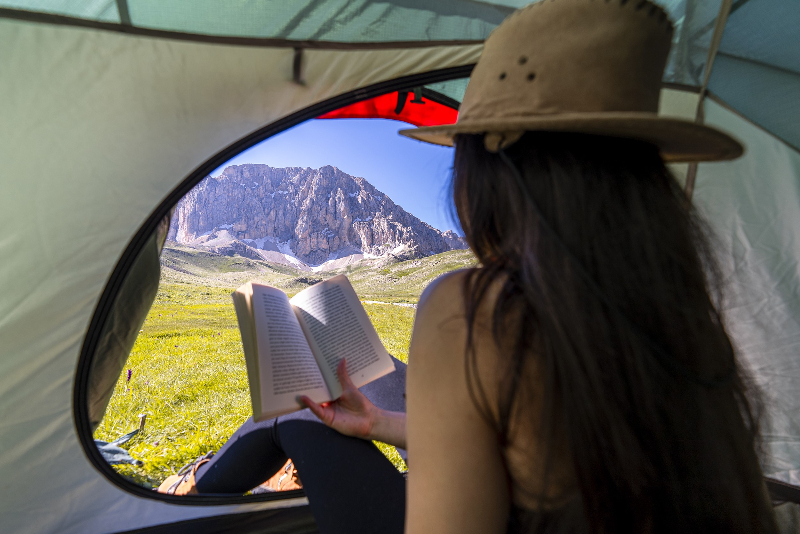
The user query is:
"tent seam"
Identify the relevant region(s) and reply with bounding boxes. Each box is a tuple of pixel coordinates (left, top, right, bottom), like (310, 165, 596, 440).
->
(0, 8, 486, 50)
(713, 50, 800, 79)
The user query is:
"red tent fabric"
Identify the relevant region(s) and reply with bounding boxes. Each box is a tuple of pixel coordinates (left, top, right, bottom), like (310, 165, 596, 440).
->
(318, 90, 458, 126)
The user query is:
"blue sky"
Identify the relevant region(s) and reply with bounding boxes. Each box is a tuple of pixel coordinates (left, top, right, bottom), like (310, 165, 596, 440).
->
(210, 119, 461, 234)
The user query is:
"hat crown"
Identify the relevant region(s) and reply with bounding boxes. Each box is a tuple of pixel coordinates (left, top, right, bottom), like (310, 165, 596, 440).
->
(398, 0, 742, 163)
(459, 0, 674, 123)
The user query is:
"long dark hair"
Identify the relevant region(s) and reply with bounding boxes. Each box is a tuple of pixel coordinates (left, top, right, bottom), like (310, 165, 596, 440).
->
(452, 132, 776, 533)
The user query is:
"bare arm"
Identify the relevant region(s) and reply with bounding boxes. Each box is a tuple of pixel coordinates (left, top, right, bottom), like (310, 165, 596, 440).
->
(370, 409, 407, 450)
(405, 271, 510, 534)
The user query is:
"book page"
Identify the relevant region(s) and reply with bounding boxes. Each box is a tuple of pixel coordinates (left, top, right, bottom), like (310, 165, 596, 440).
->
(251, 284, 331, 420)
(231, 284, 261, 418)
(291, 275, 395, 398)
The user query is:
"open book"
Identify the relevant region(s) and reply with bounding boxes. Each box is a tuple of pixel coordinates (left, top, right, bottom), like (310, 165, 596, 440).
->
(232, 275, 396, 422)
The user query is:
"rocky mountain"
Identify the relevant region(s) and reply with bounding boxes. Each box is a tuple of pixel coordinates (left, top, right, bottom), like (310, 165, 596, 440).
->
(167, 164, 466, 269)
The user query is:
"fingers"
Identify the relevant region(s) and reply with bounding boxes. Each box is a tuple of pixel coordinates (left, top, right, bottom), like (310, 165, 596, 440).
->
(337, 358, 357, 390)
(300, 395, 327, 422)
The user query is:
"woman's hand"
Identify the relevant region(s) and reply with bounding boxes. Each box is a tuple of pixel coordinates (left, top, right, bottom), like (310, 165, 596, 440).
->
(300, 359, 379, 440)
(301, 359, 407, 448)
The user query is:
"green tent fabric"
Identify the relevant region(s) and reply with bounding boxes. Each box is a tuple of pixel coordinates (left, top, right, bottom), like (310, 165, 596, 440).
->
(88, 215, 170, 433)
(1, 1, 799, 532)
(0, 0, 731, 83)
(707, 0, 800, 151)
(0, 0, 119, 21)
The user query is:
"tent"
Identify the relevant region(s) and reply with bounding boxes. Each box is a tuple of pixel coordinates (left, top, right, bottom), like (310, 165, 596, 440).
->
(1, 0, 799, 532)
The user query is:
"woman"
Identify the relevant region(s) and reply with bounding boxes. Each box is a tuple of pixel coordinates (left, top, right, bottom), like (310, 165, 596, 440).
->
(176, 0, 776, 531)
(303, 0, 778, 532)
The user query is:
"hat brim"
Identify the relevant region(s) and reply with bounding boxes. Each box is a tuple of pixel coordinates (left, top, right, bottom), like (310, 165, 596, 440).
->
(398, 113, 743, 163)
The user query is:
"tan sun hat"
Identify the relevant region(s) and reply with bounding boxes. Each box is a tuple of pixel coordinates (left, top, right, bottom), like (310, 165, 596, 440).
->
(399, 0, 743, 162)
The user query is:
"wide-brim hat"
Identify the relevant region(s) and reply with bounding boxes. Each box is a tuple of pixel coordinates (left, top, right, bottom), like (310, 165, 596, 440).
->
(399, 0, 743, 163)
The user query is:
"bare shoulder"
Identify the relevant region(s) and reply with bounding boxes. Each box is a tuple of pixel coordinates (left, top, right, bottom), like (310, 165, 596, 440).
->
(413, 268, 503, 365)
(410, 267, 507, 402)
(411, 267, 510, 416)
(417, 268, 473, 314)
(410, 269, 472, 372)
(417, 267, 506, 327)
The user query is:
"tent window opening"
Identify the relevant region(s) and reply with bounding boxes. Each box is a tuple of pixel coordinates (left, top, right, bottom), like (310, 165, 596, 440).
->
(81, 86, 473, 502)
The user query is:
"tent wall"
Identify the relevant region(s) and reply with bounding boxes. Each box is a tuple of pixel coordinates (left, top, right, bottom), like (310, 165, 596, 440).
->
(0, 0, 730, 87)
(3, 1, 800, 533)
(0, 0, 119, 21)
(0, 17, 480, 534)
(693, 99, 800, 483)
(0, 0, 514, 40)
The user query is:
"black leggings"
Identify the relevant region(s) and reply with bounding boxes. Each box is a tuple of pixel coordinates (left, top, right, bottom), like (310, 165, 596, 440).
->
(194, 359, 408, 534)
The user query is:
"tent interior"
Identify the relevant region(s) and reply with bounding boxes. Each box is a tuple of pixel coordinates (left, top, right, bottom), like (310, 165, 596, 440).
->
(1, 0, 799, 532)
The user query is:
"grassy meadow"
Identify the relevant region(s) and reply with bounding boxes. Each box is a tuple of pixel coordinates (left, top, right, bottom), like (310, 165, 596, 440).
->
(93, 247, 474, 490)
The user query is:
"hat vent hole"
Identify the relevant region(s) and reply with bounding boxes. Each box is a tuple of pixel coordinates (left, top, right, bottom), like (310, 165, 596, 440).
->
(527, 73, 536, 81)
(499, 72, 507, 80)
(518, 56, 527, 65)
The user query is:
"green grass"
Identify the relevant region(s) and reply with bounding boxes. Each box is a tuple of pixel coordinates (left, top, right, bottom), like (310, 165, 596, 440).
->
(343, 249, 477, 302)
(94, 246, 473, 490)
(364, 304, 414, 363)
(362, 304, 414, 473)
(93, 298, 249, 488)
(158, 243, 477, 300)
(95, 285, 415, 489)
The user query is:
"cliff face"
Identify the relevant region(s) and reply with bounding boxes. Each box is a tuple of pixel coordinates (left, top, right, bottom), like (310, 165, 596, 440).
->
(168, 164, 466, 265)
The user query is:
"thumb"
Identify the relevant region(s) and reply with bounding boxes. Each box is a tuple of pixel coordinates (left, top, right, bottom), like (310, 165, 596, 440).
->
(300, 395, 328, 422)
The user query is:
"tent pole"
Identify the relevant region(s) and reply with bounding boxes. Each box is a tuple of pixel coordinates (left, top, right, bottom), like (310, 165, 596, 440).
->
(115, 0, 131, 26)
(684, 0, 733, 200)
(687, 0, 753, 44)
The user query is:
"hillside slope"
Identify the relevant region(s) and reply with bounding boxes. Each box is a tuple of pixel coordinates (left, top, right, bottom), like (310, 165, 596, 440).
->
(159, 243, 477, 301)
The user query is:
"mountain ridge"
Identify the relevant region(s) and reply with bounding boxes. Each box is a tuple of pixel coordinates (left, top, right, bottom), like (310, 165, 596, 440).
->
(167, 164, 466, 269)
